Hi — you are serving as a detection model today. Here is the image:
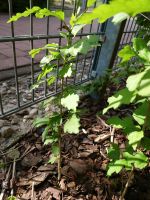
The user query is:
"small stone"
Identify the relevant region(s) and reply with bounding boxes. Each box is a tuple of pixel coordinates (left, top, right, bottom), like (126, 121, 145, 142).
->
(2, 82, 8, 87)
(67, 181, 76, 188)
(0, 126, 15, 138)
(29, 108, 38, 117)
(11, 117, 19, 125)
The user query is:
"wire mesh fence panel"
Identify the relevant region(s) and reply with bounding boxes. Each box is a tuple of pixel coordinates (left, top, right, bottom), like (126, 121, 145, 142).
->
(0, 0, 105, 117)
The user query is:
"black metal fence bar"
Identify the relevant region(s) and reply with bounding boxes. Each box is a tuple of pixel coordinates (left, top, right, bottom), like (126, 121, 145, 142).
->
(8, 0, 20, 108)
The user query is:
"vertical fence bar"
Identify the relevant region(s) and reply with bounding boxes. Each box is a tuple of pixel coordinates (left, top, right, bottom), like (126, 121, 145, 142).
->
(29, 0, 35, 102)
(44, 0, 50, 97)
(55, 0, 65, 92)
(0, 94, 4, 115)
(8, 0, 20, 108)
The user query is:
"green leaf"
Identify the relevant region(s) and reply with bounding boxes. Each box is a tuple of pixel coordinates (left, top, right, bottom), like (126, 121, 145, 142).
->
(127, 130, 144, 150)
(107, 159, 125, 176)
(7, 196, 16, 200)
(107, 116, 124, 129)
(60, 35, 99, 56)
(29, 48, 43, 58)
(118, 45, 136, 63)
(123, 151, 148, 169)
(64, 114, 80, 134)
(35, 8, 64, 21)
(42, 126, 49, 142)
(61, 93, 79, 111)
(48, 155, 58, 164)
(87, 0, 96, 7)
(107, 151, 148, 176)
(108, 144, 120, 161)
(40, 55, 55, 68)
(47, 76, 56, 86)
(71, 24, 85, 36)
(75, 0, 150, 25)
(33, 117, 50, 127)
(59, 64, 73, 78)
(133, 101, 149, 125)
(52, 144, 60, 156)
(137, 69, 150, 97)
(103, 88, 136, 114)
(141, 137, 150, 150)
(38, 64, 56, 81)
(126, 70, 146, 92)
(107, 116, 136, 134)
(8, 7, 64, 23)
(8, 6, 41, 22)
(133, 38, 150, 62)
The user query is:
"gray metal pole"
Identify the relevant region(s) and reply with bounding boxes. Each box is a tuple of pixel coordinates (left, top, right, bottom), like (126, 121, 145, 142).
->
(92, 19, 126, 78)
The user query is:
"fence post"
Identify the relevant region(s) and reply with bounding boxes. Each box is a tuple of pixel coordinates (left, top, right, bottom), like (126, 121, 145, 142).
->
(92, 19, 126, 78)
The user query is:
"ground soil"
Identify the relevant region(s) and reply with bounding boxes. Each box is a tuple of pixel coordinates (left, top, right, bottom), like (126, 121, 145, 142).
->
(0, 95, 150, 200)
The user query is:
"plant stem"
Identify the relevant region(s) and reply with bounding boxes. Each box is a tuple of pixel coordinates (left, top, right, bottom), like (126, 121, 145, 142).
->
(58, 78, 64, 181)
(120, 168, 134, 200)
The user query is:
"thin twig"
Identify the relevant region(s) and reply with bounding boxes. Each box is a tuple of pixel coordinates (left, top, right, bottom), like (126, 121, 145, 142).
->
(10, 159, 16, 197)
(140, 13, 150, 22)
(110, 126, 115, 143)
(31, 181, 35, 200)
(0, 165, 12, 200)
(120, 168, 134, 200)
(97, 116, 110, 128)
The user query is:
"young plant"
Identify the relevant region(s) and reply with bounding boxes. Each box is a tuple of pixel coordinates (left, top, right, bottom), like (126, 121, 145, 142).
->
(8, 1, 100, 180)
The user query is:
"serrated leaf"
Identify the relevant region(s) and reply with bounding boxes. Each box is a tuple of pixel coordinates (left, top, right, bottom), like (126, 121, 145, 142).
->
(8, 7, 64, 23)
(107, 116, 136, 134)
(60, 35, 99, 56)
(64, 114, 80, 134)
(75, 0, 150, 25)
(133, 101, 148, 125)
(35, 9, 64, 21)
(8, 6, 41, 22)
(118, 45, 136, 63)
(61, 93, 79, 111)
(103, 88, 136, 114)
(123, 151, 148, 169)
(127, 130, 144, 150)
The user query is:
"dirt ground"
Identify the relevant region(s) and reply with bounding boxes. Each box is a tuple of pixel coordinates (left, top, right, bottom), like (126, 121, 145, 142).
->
(0, 94, 150, 200)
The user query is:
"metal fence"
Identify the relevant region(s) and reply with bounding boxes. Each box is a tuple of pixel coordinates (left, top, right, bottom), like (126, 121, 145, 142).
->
(0, 0, 107, 118)
(0, 0, 138, 118)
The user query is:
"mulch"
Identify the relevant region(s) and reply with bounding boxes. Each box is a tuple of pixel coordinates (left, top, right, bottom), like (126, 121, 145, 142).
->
(0, 95, 150, 200)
